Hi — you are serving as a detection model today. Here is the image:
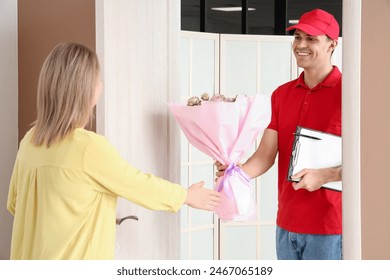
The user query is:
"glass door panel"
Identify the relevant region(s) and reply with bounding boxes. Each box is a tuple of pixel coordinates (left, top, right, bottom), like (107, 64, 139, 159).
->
(219, 34, 295, 260)
(180, 32, 220, 260)
(180, 31, 302, 260)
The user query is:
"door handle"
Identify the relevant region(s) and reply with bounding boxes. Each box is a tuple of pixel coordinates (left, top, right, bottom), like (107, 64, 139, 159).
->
(116, 215, 139, 225)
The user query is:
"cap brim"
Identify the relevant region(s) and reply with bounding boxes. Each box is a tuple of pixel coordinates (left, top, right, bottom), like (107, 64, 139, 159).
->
(286, 23, 325, 36)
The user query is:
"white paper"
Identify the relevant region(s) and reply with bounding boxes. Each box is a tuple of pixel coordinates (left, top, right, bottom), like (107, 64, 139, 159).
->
(289, 127, 342, 192)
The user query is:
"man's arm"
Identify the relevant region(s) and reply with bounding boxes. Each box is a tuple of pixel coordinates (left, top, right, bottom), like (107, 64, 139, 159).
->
(242, 128, 278, 179)
(215, 129, 278, 179)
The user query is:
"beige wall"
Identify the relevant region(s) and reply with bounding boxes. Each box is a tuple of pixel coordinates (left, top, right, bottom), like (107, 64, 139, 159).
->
(0, 0, 18, 260)
(0, 0, 96, 260)
(18, 0, 96, 142)
(360, 0, 390, 259)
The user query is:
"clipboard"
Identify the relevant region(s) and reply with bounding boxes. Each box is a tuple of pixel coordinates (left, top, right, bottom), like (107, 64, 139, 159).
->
(288, 126, 342, 192)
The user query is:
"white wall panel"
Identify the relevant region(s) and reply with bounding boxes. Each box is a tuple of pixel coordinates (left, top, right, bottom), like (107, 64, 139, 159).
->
(0, 0, 18, 260)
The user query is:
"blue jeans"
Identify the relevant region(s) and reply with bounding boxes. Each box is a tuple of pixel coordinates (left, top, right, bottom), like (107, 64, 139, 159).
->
(276, 226, 342, 260)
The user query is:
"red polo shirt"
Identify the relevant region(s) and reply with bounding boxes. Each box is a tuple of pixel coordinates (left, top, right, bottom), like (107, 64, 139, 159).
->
(267, 66, 342, 234)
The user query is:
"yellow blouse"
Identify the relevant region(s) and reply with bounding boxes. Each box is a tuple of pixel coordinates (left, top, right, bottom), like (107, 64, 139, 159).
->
(7, 128, 186, 259)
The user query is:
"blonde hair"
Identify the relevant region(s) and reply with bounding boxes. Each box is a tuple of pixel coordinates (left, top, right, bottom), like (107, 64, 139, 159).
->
(31, 42, 100, 147)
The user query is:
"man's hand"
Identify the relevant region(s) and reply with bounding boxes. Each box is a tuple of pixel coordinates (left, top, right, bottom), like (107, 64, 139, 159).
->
(291, 167, 341, 192)
(291, 169, 324, 192)
(214, 161, 228, 182)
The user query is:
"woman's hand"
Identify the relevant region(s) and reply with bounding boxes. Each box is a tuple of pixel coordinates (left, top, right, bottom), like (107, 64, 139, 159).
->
(185, 181, 221, 211)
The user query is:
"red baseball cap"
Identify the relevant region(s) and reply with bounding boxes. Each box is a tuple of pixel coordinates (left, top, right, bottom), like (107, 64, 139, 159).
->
(286, 9, 339, 40)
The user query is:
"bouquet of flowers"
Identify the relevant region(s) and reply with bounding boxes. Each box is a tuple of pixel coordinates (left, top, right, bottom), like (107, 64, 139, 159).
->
(169, 93, 271, 221)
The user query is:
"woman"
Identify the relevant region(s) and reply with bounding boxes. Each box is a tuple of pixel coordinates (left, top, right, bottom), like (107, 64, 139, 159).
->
(7, 42, 220, 259)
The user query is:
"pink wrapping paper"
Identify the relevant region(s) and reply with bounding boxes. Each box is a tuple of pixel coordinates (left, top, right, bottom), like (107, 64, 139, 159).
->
(169, 94, 271, 221)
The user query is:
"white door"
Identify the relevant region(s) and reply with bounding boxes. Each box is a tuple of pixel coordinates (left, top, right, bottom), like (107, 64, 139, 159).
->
(96, 0, 182, 259)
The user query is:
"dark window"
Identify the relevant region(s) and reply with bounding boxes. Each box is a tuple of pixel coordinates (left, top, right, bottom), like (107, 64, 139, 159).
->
(181, 0, 342, 36)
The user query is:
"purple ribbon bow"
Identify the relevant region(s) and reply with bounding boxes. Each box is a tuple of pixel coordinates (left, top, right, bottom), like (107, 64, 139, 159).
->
(217, 162, 250, 198)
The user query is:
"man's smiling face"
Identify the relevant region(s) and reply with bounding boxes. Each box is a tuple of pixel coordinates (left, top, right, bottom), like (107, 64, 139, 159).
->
(292, 29, 336, 71)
